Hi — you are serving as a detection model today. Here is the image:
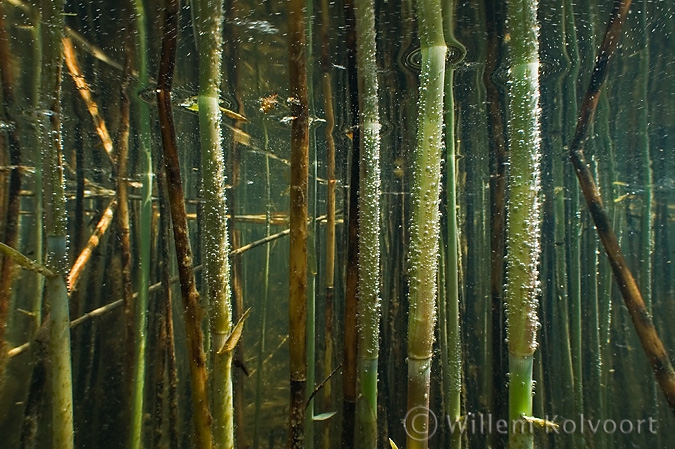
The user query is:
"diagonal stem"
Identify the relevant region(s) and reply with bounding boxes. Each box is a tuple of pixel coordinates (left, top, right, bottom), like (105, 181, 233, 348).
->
(568, 0, 675, 415)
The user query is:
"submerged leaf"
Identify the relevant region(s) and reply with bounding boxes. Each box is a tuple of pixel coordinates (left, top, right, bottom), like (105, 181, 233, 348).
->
(217, 308, 251, 355)
(178, 96, 248, 122)
(312, 411, 337, 422)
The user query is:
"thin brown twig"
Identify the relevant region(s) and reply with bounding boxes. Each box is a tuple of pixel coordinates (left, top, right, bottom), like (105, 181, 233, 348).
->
(67, 196, 117, 292)
(306, 363, 342, 408)
(6, 271, 189, 359)
(568, 0, 675, 415)
(62, 36, 116, 165)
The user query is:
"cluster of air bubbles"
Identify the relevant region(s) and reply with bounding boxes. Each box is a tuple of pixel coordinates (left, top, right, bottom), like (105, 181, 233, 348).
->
(229, 18, 279, 35)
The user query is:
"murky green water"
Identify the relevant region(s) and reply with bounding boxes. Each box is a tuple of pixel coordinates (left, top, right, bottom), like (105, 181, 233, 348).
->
(0, 0, 674, 448)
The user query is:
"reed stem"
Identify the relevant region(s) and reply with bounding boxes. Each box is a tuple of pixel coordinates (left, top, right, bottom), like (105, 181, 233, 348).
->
(191, 1, 235, 447)
(503, 0, 542, 446)
(319, 0, 337, 445)
(353, 0, 382, 445)
(128, 0, 153, 446)
(287, 0, 310, 446)
(252, 124, 272, 449)
(157, 0, 213, 446)
(483, 3, 508, 445)
(441, 0, 464, 445)
(406, 0, 446, 446)
(39, 0, 73, 447)
(0, 0, 23, 362)
(341, 0, 359, 445)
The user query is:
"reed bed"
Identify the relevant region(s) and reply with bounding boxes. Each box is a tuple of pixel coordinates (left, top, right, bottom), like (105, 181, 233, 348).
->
(0, 1, 673, 448)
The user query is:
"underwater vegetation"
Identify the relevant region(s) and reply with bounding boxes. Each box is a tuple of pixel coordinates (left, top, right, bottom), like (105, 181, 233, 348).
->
(0, 0, 674, 448)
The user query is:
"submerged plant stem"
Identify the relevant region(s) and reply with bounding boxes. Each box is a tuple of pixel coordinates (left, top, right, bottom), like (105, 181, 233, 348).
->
(192, 0, 234, 446)
(157, 0, 212, 446)
(341, 0, 359, 445)
(287, 0, 310, 446)
(353, 0, 382, 445)
(504, 0, 542, 447)
(406, 0, 446, 446)
(0, 0, 23, 361)
(129, 0, 153, 447)
(39, 0, 74, 447)
(568, 0, 675, 415)
(441, 0, 465, 442)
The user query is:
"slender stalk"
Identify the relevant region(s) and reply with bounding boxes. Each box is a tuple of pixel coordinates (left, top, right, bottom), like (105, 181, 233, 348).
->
(634, 0, 657, 423)
(115, 28, 142, 449)
(18, 335, 47, 449)
(221, 2, 247, 441)
(156, 151, 180, 449)
(341, 0, 360, 445)
(29, 4, 44, 335)
(191, 1, 234, 447)
(483, 3, 508, 446)
(252, 126, 272, 449)
(561, 0, 586, 441)
(39, 0, 73, 447)
(406, 0, 446, 446)
(568, 0, 675, 414)
(156, 0, 213, 446)
(152, 283, 169, 449)
(594, 90, 613, 449)
(319, 0, 336, 446)
(0, 0, 23, 363)
(503, 0, 542, 447)
(538, 0, 578, 444)
(287, 0, 310, 446)
(353, 0, 381, 445)
(128, 0, 153, 446)
(304, 2, 317, 445)
(441, 2, 464, 447)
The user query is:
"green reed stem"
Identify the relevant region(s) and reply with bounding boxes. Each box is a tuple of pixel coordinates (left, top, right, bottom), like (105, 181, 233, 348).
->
(504, 0, 542, 447)
(538, 0, 579, 444)
(441, 2, 464, 447)
(319, 0, 336, 445)
(39, 0, 73, 447)
(304, 1, 317, 445)
(561, 0, 585, 440)
(353, 0, 382, 446)
(252, 122, 272, 449)
(191, 1, 235, 447)
(31, 9, 44, 333)
(483, 4, 508, 445)
(341, 0, 359, 445)
(406, 0, 446, 446)
(129, 0, 153, 447)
